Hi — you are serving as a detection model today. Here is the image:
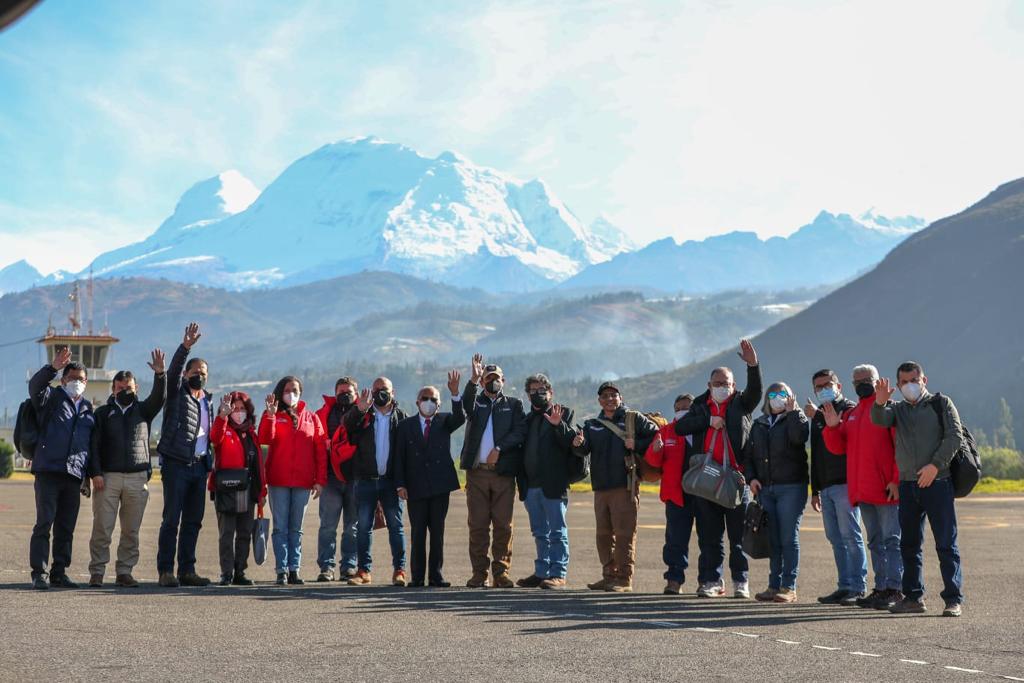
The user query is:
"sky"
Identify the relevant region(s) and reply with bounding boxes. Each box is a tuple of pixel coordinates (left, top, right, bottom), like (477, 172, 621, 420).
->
(2, 0, 1024, 274)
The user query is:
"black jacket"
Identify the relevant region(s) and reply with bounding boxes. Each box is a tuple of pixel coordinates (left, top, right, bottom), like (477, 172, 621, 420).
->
(156, 344, 213, 467)
(516, 405, 577, 501)
(809, 397, 857, 494)
(459, 383, 527, 477)
(393, 401, 466, 500)
(28, 364, 95, 479)
(742, 410, 810, 486)
(343, 402, 408, 481)
(88, 371, 167, 476)
(675, 364, 763, 468)
(577, 406, 658, 491)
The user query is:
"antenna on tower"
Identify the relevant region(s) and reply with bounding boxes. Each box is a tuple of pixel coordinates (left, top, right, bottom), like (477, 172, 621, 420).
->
(87, 267, 95, 335)
(68, 282, 81, 335)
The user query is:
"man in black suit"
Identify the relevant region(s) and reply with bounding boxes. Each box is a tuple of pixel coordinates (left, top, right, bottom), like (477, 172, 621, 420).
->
(393, 372, 467, 588)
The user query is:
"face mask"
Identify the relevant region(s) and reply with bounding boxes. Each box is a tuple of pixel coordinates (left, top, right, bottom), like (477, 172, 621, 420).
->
(231, 410, 247, 425)
(336, 394, 353, 409)
(485, 379, 502, 395)
(855, 382, 875, 399)
(187, 375, 206, 391)
(66, 380, 86, 398)
(373, 389, 391, 407)
(674, 409, 689, 420)
(529, 393, 549, 410)
(283, 391, 300, 407)
(711, 386, 731, 403)
(418, 399, 438, 417)
(900, 381, 923, 402)
(116, 389, 135, 406)
(815, 387, 837, 404)
(769, 397, 788, 413)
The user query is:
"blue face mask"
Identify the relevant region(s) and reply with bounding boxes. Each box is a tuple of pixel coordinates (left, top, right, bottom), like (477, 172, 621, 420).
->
(815, 387, 837, 404)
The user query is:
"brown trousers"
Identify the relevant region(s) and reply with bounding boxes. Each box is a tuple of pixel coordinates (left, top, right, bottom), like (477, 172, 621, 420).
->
(465, 468, 515, 575)
(594, 486, 640, 581)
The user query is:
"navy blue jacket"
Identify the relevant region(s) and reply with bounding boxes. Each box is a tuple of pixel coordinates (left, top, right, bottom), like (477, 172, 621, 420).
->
(156, 344, 212, 467)
(29, 365, 95, 480)
(392, 401, 466, 500)
(577, 406, 658, 491)
(459, 383, 527, 476)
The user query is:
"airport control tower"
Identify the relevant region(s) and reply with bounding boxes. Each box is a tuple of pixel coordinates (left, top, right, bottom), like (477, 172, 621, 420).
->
(36, 271, 119, 385)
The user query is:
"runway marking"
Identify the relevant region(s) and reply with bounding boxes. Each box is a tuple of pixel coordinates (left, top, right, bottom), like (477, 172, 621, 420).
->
(776, 640, 801, 645)
(731, 632, 759, 638)
(692, 627, 721, 632)
(812, 645, 841, 651)
(943, 666, 981, 673)
(649, 621, 680, 628)
(900, 659, 929, 665)
(1001, 676, 1024, 681)
(850, 651, 882, 658)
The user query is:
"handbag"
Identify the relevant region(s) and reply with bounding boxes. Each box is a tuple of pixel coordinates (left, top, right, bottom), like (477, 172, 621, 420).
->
(681, 430, 745, 509)
(742, 498, 771, 559)
(215, 468, 250, 491)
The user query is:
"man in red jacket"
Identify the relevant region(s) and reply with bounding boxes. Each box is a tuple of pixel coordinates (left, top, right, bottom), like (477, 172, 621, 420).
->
(645, 393, 702, 595)
(822, 363, 903, 610)
(314, 377, 360, 582)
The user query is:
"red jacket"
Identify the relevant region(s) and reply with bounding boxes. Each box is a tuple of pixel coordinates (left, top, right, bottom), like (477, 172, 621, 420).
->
(823, 396, 898, 506)
(315, 396, 357, 482)
(207, 415, 267, 498)
(258, 402, 327, 489)
(645, 420, 690, 506)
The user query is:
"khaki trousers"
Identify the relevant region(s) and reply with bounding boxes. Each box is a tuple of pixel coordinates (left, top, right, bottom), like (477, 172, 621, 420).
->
(594, 486, 640, 581)
(466, 468, 515, 576)
(89, 471, 149, 576)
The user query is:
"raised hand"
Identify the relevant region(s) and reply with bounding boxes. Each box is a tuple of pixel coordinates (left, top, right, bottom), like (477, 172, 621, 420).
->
(356, 388, 372, 412)
(219, 393, 232, 416)
(875, 377, 894, 405)
(447, 369, 462, 395)
(182, 322, 202, 349)
(545, 403, 563, 426)
(52, 346, 72, 370)
(470, 353, 484, 383)
(652, 431, 664, 452)
(803, 399, 818, 420)
(785, 395, 797, 413)
(147, 348, 166, 374)
(572, 428, 585, 448)
(737, 338, 758, 367)
(821, 401, 841, 428)
(264, 393, 278, 415)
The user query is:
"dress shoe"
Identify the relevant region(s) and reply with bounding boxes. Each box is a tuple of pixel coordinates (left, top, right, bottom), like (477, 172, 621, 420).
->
(115, 574, 139, 588)
(178, 572, 211, 587)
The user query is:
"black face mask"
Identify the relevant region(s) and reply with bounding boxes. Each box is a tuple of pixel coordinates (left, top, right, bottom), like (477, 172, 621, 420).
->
(529, 393, 549, 410)
(116, 389, 135, 407)
(855, 382, 875, 399)
(485, 379, 502, 395)
(336, 394, 353, 409)
(373, 390, 391, 407)
(187, 375, 206, 391)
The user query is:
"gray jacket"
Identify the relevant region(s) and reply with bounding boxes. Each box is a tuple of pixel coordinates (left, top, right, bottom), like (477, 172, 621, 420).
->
(870, 391, 963, 481)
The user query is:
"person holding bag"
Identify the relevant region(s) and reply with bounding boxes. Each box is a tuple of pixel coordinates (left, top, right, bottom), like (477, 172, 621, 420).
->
(208, 391, 266, 586)
(744, 382, 810, 603)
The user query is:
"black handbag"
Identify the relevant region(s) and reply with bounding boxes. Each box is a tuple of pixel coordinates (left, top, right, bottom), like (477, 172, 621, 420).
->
(742, 498, 771, 560)
(215, 468, 250, 492)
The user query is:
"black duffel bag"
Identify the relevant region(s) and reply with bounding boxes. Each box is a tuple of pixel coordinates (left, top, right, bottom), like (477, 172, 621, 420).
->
(742, 498, 771, 560)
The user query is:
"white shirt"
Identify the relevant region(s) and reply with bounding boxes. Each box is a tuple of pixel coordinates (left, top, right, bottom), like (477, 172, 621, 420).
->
(419, 413, 432, 437)
(195, 395, 210, 457)
(477, 409, 496, 463)
(373, 405, 393, 475)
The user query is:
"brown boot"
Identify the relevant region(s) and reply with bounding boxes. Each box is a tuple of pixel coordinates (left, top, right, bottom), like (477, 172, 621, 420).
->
(540, 577, 566, 590)
(606, 579, 633, 593)
(773, 587, 798, 603)
(466, 572, 488, 588)
(158, 572, 179, 588)
(88, 574, 103, 588)
(587, 577, 612, 591)
(663, 580, 682, 595)
(491, 572, 514, 588)
(115, 574, 139, 588)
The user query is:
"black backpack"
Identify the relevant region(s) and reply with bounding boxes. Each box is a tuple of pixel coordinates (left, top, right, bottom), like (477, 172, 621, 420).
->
(568, 451, 591, 485)
(13, 398, 41, 460)
(929, 393, 981, 498)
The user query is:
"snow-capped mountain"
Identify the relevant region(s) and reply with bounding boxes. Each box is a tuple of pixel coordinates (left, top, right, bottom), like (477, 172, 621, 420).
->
(54, 138, 624, 293)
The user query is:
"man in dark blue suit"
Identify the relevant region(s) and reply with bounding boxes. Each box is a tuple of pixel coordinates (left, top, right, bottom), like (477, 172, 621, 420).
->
(393, 371, 467, 588)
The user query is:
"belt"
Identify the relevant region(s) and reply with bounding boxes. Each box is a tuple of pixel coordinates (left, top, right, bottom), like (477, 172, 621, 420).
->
(473, 463, 497, 471)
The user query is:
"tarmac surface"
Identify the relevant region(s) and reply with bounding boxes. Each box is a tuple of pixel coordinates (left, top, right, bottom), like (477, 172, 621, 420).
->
(1, 478, 1022, 682)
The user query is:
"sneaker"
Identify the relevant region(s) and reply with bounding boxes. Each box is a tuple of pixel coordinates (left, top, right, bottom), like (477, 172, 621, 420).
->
(697, 581, 726, 598)
(232, 572, 253, 586)
(733, 581, 751, 599)
(773, 587, 798, 603)
(429, 579, 451, 588)
(889, 597, 927, 614)
(606, 579, 633, 593)
(839, 591, 865, 607)
(348, 570, 372, 586)
(49, 574, 78, 589)
(88, 574, 104, 588)
(317, 570, 335, 583)
(817, 589, 849, 605)
(32, 575, 50, 590)
(392, 569, 409, 587)
(115, 574, 139, 588)
(466, 573, 488, 588)
(540, 577, 566, 590)
(516, 574, 545, 588)
(855, 589, 885, 608)
(942, 601, 962, 618)
(287, 571, 305, 585)
(755, 587, 779, 602)
(158, 572, 180, 588)
(339, 567, 357, 580)
(491, 572, 514, 588)
(218, 573, 233, 586)
(178, 572, 211, 587)
(587, 577, 612, 591)
(874, 589, 904, 611)
(276, 573, 287, 586)
(664, 580, 682, 595)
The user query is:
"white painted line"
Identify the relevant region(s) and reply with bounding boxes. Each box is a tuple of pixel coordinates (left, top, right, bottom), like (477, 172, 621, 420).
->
(812, 645, 841, 651)
(850, 652, 882, 658)
(900, 659, 929, 665)
(692, 627, 722, 632)
(731, 632, 759, 638)
(649, 621, 680, 628)
(944, 666, 982, 674)
(1000, 676, 1024, 681)
(776, 640, 801, 645)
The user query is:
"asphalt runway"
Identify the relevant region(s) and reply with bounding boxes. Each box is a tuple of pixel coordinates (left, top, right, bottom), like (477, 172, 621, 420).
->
(1, 478, 1022, 682)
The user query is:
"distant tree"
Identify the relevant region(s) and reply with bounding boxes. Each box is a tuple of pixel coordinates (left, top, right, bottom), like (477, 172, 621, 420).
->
(0, 439, 13, 479)
(980, 447, 1024, 480)
(973, 427, 990, 449)
(994, 398, 1016, 451)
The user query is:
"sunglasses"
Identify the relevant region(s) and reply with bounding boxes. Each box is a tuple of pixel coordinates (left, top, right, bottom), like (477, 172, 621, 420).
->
(418, 396, 439, 404)
(767, 391, 790, 399)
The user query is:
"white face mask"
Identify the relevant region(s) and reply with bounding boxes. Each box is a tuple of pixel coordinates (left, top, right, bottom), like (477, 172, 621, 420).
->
(769, 397, 788, 413)
(419, 399, 438, 417)
(283, 391, 300, 407)
(815, 387, 837, 404)
(65, 380, 86, 399)
(900, 381, 923, 402)
(711, 386, 732, 403)
(230, 410, 247, 425)
(674, 409, 689, 420)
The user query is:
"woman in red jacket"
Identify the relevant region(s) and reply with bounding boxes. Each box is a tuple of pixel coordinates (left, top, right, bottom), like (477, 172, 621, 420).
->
(209, 391, 266, 586)
(260, 376, 327, 586)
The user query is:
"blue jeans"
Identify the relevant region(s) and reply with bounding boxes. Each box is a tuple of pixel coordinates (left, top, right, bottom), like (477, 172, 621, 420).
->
(760, 483, 807, 590)
(694, 487, 750, 584)
(316, 479, 358, 572)
(663, 500, 700, 583)
(355, 478, 406, 572)
(860, 501, 903, 591)
(819, 484, 867, 593)
(157, 459, 208, 575)
(524, 488, 569, 579)
(899, 478, 963, 604)
(269, 486, 311, 573)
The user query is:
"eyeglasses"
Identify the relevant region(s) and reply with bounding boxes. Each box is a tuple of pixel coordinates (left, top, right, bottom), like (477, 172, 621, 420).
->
(419, 397, 439, 404)
(528, 390, 549, 397)
(767, 391, 790, 399)
(599, 393, 620, 400)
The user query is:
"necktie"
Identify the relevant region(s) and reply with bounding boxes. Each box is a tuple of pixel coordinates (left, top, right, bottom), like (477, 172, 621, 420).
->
(423, 417, 431, 442)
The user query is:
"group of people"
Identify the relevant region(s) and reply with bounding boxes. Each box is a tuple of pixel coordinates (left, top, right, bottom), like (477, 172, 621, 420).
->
(24, 324, 966, 616)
